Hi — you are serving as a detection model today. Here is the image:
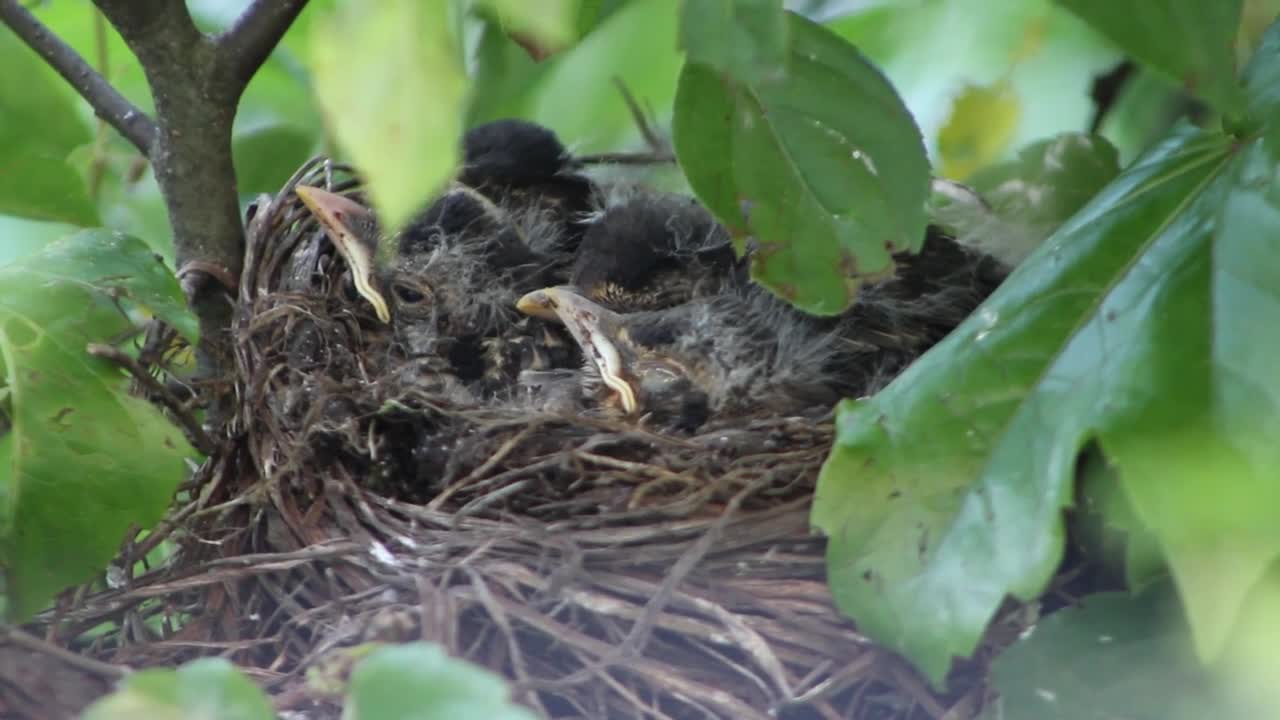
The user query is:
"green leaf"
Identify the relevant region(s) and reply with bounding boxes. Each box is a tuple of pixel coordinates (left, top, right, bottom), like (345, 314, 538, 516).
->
(828, 0, 1123, 164)
(232, 122, 316, 195)
(0, 30, 97, 226)
(82, 658, 273, 720)
(936, 133, 1121, 264)
(346, 643, 537, 720)
(992, 584, 1270, 719)
(474, 0, 581, 56)
(673, 11, 929, 315)
(678, 0, 789, 84)
(0, 147, 99, 227)
(0, 230, 195, 619)
(813, 125, 1238, 684)
(1055, 0, 1245, 116)
(309, 0, 466, 231)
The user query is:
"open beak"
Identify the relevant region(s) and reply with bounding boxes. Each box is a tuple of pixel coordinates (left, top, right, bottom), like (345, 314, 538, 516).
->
(295, 185, 391, 324)
(517, 286, 638, 414)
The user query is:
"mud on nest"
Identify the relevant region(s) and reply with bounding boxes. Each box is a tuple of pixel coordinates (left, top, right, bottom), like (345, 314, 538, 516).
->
(17, 158, 1041, 720)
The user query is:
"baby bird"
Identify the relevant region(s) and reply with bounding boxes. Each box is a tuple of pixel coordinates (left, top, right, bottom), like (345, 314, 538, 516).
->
(458, 118, 596, 251)
(570, 187, 746, 312)
(293, 118, 605, 395)
(518, 226, 1008, 430)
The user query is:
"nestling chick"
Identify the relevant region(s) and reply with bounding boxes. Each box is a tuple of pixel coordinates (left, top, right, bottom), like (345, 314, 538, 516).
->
(459, 119, 597, 251)
(571, 187, 745, 312)
(295, 182, 573, 391)
(519, 227, 1008, 430)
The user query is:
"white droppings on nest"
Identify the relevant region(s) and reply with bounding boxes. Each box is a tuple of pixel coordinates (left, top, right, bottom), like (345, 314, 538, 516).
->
(369, 540, 399, 567)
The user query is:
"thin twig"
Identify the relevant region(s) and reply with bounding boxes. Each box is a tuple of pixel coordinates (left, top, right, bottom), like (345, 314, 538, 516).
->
(0, 0, 157, 154)
(215, 0, 311, 93)
(87, 343, 217, 455)
(2, 627, 129, 680)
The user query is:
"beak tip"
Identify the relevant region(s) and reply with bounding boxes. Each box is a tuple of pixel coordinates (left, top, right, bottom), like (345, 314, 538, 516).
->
(516, 287, 561, 320)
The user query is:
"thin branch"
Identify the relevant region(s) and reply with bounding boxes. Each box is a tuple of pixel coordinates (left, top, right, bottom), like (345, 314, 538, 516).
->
(0, 0, 157, 154)
(87, 343, 218, 456)
(1, 627, 129, 680)
(215, 0, 311, 93)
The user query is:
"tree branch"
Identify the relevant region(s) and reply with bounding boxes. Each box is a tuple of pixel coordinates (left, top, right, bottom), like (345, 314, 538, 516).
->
(215, 0, 310, 93)
(0, 0, 157, 154)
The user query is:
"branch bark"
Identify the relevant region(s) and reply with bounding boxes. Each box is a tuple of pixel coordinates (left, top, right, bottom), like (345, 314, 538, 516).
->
(0, 0, 157, 154)
(216, 0, 311, 93)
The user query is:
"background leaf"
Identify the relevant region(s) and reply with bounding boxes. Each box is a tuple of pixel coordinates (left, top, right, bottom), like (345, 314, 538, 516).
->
(1055, 0, 1245, 116)
(0, 231, 194, 619)
(827, 0, 1124, 166)
(82, 658, 273, 720)
(674, 11, 929, 315)
(471, 0, 685, 155)
(0, 29, 97, 226)
(346, 643, 538, 720)
(935, 132, 1121, 265)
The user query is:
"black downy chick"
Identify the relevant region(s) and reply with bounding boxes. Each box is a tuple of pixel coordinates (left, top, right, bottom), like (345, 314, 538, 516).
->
(569, 187, 746, 312)
(459, 119, 597, 252)
(518, 226, 1009, 431)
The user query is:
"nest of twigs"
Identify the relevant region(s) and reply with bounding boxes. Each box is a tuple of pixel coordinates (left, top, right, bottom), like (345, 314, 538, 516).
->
(11, 158, 1045, 720)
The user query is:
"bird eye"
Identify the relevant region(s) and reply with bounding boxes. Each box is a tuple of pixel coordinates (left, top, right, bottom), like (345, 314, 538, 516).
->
(393, 283, 429, 305)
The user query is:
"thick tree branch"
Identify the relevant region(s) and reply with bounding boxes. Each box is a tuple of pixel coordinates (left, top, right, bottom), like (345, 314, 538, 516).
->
(215, 0, 310, 93)
(0, 0, 157, 154)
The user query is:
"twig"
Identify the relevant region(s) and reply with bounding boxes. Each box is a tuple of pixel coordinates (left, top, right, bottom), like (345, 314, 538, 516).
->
(215, 0, 311, 93)
(613, 76, 669, 155)
(576, 150, 675, 166)
(0, 0, 157, 154)
(87, 343, 217, 455)
(1, 627, 129, 680)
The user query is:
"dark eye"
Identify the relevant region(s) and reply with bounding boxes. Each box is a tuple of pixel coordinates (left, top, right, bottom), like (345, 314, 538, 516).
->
(393, 284, 428, 304)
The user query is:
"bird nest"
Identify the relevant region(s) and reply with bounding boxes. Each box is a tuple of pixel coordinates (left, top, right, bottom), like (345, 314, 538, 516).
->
(18, 158, 1024, 720)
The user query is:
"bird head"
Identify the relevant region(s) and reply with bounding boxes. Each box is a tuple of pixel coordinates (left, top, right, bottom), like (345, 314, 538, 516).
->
(295, 184, 391, 323)
(571, 189, 743, 312)
(296, 182, 562, 359)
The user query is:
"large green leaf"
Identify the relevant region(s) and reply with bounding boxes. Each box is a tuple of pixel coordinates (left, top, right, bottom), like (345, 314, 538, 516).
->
(82, 658, 273, 720)
(1055, 0, 1245, 116)
(678, 0, 789, 85)
(0, 230, 195, 619)
(0, 29, 97, 226)
(992, 583, 1271, 719)
(827, 0, 1123, 167)
(813, 124, 1239, 684)
(673, 11, 929, 315)
(309, 0, 466, 231)
(346, 643, 537, 720)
